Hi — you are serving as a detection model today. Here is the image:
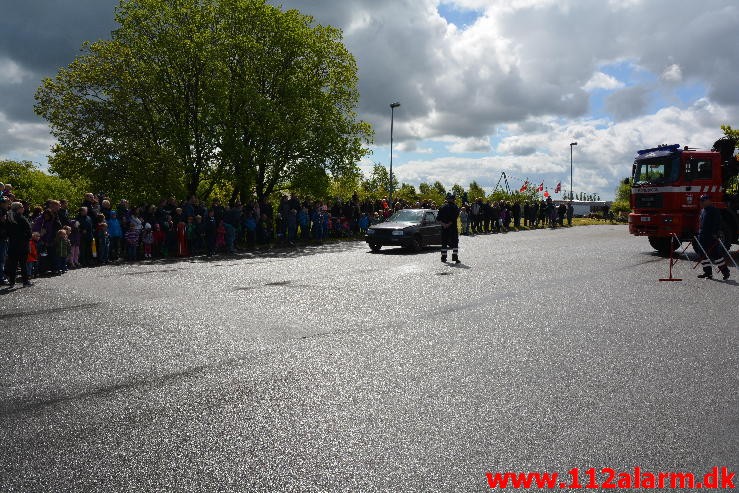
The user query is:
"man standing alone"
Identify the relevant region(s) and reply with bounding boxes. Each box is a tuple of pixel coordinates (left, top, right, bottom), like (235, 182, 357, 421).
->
(438, 193, 461, 264)
(696, 195, 730, 280)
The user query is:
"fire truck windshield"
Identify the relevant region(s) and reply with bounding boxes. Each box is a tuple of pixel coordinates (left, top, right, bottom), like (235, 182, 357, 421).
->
(633, 156, 680, 185)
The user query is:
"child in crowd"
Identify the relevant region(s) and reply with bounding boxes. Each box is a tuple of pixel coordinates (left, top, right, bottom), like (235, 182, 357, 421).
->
(204, 211, 217, 256)
(27, 232, 40, 279)
(287, 208, 298, 246)
(244, 213, 257, 248)
(186, 216, 197, 255)
(460, 207, 469, 235)
(176, 220, 188, 257)
(257, 214, 269, 246)
(340, 216, 350, 237)
(215, 220, 226, 251)
(69, 221, 81, 268)
(193, 215, 205, 255)
(141, 223, 154, 259)
(152, 223, 165, 257)
(311, 207, 323, 242)
(297, 206, 309, 241)
(125, 223, 140, 261)
(358, 212, 369, 234)
(165, 216, 177, 257)
(321, 212, 334, 236)
(95, 216, 109, 264)
(55, 229, 71, 273)
(107, 210, 122, 260)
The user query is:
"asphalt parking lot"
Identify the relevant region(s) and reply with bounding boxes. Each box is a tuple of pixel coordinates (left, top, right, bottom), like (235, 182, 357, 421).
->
(1, 225, 737, 491)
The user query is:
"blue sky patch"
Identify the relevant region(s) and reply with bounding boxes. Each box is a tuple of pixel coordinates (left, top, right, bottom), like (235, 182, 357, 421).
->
(437, 2, 482, 29)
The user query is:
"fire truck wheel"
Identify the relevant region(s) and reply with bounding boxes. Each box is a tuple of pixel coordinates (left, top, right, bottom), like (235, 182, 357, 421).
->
(648, 235, 680, 255)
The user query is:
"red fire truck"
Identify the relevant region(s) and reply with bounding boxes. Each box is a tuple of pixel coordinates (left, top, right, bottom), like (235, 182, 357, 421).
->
(628, 137, 739, 254)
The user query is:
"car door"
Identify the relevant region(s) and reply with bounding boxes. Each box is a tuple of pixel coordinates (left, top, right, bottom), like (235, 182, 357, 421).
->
(423, 211, 442, 245)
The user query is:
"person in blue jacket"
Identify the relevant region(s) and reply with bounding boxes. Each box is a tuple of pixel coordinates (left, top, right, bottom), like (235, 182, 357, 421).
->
(107, 210, 123, 260)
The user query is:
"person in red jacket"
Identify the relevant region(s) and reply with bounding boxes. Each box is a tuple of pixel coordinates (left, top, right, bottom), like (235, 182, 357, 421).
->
(26, 232, 40, 279)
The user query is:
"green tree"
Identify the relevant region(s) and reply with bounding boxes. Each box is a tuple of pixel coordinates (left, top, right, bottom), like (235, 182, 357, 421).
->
(721, 124, 739, 140)
(0, 160, 90, 207)
(328, 166, 362, 201)
(467, 181, 486, 202)
(451, 183, 465, 201)
(394, 183, 418, 203)
(432, 181, 446, 197)
(35, 0, 372, 203)
(360, 163, 396, 200)
(721, 125, 739, 194)
(611, 178, 631, 214)
(418, 182, 444, 205)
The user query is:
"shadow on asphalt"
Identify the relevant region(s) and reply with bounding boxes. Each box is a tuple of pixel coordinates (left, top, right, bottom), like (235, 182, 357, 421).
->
(371, 247, 439, 257)
(94, 240, 366, 271)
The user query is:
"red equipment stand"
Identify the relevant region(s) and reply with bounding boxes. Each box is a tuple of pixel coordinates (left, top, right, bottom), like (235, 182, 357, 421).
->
(659, 234, 686, 282)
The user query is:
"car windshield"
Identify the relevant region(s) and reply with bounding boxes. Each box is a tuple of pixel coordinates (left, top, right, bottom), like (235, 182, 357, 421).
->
(633, 156, 680, 185)
(387, 210, 424, 223)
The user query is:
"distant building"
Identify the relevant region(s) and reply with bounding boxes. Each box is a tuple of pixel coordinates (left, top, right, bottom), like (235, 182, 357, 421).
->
(551, 199, 611, 217)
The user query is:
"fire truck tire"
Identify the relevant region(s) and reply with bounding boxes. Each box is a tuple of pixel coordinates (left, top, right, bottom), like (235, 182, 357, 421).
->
(648, 235, 680, 255)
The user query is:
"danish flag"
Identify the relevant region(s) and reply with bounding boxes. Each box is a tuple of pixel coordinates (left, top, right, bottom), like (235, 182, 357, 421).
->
(555, 182, 561, 193)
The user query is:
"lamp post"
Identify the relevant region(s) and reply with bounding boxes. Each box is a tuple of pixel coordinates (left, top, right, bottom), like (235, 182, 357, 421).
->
(389, 102, 400, 205)
(570, 142, 577, 201)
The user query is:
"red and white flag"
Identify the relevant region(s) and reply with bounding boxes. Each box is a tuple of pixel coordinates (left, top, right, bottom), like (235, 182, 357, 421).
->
(554, 182, 561, 193)
(538, 182, 544, 192)
(519, 181, 528, 192)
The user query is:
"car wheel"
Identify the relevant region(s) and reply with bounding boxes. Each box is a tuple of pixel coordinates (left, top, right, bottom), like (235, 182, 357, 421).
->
(369, 243, 382, 252)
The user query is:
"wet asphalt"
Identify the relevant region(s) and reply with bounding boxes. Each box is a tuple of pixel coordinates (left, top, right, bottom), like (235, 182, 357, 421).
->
(1, 225, 737, 492)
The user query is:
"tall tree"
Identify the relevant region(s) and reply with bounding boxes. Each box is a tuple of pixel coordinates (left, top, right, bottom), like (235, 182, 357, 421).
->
(0, 160, 90, 207)
(360, 163, 396, 200)
(467, 181, 486, 202)
(35, 0, 372, 203)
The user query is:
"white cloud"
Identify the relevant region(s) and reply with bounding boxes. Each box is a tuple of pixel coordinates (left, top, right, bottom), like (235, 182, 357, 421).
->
(447, 136, 491, 153)
(583, 72, 625, 91)
(0, 57, 33, 85)
(661, 63, 682, 82)
(392, 98, 732, 199)
(2, 0, 739, 202)
(0, 111, 55, 162)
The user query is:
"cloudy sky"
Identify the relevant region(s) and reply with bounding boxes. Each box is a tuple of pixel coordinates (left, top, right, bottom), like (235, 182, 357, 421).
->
(1, 0, 738, 199)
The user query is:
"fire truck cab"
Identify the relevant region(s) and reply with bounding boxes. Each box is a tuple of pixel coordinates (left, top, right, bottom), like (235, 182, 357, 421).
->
(628, 138, 739, 254)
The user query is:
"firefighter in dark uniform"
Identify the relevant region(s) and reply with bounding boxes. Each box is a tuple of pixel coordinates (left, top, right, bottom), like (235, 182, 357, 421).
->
(438, 193, 460, 264)
(695, 194, 730, 280)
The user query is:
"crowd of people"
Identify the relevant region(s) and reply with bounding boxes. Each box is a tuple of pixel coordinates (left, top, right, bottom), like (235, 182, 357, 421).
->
(459, 197, 574, 235)
(0, 180, 576, 288)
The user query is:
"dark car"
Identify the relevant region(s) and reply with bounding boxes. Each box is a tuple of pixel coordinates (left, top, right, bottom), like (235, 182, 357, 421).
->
(365, 209, 442, 252)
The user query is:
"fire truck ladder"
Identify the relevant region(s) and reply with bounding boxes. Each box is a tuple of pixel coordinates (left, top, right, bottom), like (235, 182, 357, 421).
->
(493, 172, 511, 195)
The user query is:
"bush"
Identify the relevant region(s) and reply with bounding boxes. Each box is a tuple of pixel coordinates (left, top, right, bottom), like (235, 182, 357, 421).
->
(0, 159, 90, 208)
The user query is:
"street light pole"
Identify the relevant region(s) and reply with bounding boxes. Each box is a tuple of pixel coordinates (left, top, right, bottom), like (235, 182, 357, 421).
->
(570, 142, 577, 201)
(389, 102, 400, 205)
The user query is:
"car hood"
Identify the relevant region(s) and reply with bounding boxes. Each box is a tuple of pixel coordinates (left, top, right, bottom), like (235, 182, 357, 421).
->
(370, 221, 417, 230)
